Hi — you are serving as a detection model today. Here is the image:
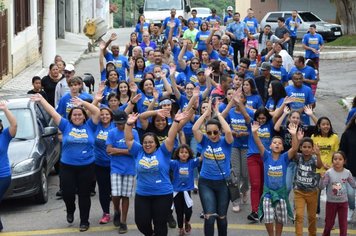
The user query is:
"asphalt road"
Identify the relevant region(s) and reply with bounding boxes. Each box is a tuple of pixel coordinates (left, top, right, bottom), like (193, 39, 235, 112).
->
(0, 49, 355, 235)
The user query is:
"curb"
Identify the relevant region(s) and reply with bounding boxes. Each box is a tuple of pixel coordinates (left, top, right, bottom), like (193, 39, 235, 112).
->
(293, 50, 356, 60)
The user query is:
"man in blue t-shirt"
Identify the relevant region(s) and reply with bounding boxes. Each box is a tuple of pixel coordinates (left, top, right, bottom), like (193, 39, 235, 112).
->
(302, 24, 324, 69)
(161, 8, 181, 39)
(285, 10, 301, 57)
(270, 55, 288, 85)
(206, 8, 221, 27)
(243, 8, 259, 34)
(288, 56, 316, 88)
(188, 9, 202, 29)
(224, 6, 234, 26)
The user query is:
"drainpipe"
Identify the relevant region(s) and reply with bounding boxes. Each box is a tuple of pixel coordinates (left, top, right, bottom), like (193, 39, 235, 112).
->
(42, 0, 56, 68)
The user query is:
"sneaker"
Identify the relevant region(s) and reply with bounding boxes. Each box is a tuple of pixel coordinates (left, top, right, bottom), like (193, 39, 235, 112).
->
(242, 192, 248, 204)
(232, 205, 241, 213)
(56, 189, 63, 199)
(118, 223, 128, 234)
(184, 221, 191, 234)
(348, 208, 355, 222)
(199, 212, 205, 219)
(247, 212, 259, 222)
(113, 211, 121, 227)
(67, 213, 74, 224)
(99, 213, 110, 224)
(178, 228, 185, 236)
(79, 223, 89, 232)
(193, 184, 198, 194)
(167, 214, 177, 228)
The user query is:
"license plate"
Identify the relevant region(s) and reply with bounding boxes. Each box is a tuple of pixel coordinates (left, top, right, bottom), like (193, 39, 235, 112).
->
(334, 31, 341, 36)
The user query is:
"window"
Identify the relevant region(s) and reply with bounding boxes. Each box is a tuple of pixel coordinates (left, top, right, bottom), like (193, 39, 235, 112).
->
(14, 0, 31, 34)
(266, 13, 283, 23)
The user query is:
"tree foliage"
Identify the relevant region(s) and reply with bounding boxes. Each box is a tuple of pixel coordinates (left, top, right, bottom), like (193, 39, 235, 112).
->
(333, 0, 356, 35)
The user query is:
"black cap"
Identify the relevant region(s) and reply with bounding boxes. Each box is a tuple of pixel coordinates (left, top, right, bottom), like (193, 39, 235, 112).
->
(112, 110, 128, 124)
(196, 68, 205, 74)
(310, 24, 316, 28)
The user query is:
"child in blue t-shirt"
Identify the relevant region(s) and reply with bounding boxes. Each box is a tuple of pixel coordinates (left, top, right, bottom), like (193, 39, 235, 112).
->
(251, 121, 299, 236)
(170, 144, 200, 235)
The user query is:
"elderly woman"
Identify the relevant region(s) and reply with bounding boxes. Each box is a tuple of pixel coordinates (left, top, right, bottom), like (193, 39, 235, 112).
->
(31, 93, 100, 232)
(0, 101, 17, 231)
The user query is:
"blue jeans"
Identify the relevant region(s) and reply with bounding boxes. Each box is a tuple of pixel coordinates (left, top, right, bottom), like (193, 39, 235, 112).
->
(347, 176, 356, 210)
(286, 161, 297, 194)
(198, 177, 229, 236)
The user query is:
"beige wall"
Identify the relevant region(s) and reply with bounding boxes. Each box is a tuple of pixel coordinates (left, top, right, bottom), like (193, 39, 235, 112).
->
(251, 0, 279, 21)
(236, 0, 251, 19)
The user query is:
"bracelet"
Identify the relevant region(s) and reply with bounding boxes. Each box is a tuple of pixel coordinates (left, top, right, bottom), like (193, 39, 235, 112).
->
(126, 122, 134, 126)
(174, 119, 180, 123)
(130, 101, 136, 104)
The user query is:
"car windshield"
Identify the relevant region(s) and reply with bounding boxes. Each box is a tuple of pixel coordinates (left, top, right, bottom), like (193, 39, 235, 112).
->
(195, 8, 210, 14)
(0, 108, 35, 140)
(144, 0, 182, 11)
(299, 12, 322, 22)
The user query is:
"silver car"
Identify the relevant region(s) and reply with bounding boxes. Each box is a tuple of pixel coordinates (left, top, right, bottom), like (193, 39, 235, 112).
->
(1, 96, 60, 204)
(260, 11, 342, 41)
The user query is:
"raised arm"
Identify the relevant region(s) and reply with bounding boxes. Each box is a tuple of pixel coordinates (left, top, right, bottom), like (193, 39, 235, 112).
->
(161, 72, 173, 96)
(178, 41, 188, 70)
(128, 59, 135, 84)
(274, 106, 290, 132)
(287, 123, 299, 159)
(103, 33, 117, 53)
(251, 121, 265, 156)
(124, 93, 141, 114)
(170, 65, 181, 100)
(146, 89, 159, 111)
(313, 144, 323, 169)
(201, 68, 213, 100)
(213, 102, 233, 144)
(165, 110, 191, 152)
(304, 105, 318, 125)
(99, 42, 106, 72)
(0, 102, 17, 137)
(192, 99, 211, 143)
(124, 113, 139, 150)
(72, 97, 101, 124)
(139, 109, 170, 130)
(31, 93, 62, 125)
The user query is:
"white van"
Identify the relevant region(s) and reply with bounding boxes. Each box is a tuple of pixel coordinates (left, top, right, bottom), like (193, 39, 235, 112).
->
(139, 0, 191, 23)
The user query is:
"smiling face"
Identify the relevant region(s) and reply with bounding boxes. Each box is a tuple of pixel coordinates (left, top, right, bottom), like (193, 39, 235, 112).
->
(300, 141, 313, 157)
(70, 108, 86, 126)
(142, 135, 157, 154)
(143, 79, 154, 94)
(154, 116, 167, 131)
(289, 111, 301, 125)
(178, 147, 190, 162)
(206, 124, 220, 142)
(119, 82, 128, 95)
(108, 70, 119, 82)
(256, 113, 267, 125)
(243, 80, 251, 94)
(190, 59, 200, 70)
(270, 137, 284, 153)
(100, 109, 112, 125)
(319, 118, 331, 136)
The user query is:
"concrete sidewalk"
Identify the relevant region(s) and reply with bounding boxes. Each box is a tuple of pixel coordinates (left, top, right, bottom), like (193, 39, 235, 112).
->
(0, 32, 89, 96)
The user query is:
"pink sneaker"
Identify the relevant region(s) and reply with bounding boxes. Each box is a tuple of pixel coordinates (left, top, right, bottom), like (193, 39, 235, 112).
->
(99, 213, 110, 224)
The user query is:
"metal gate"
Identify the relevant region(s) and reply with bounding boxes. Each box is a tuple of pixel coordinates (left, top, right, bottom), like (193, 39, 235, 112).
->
(0, 9, 8, 80)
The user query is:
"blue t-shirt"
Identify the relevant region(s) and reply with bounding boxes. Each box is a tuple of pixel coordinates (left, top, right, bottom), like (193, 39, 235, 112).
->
(0, 128, 13, 177)
(133, 70, 145, 85)
(106, 127, 139, 175)
(270, 66, 288, 84)
(59, 118, 97, 166)
(163, 17, 181, 39)
(206, 15, 221, 26)
(104, 52, 129, 81)
(265, 97, 284, 111)
(135, 22, 150, 42)
(243, 17, 259, 34)
(285, 17, 301, 37)
(140, 41, 157, 53)
(129, 141, 173, 196)
(263, 150, 289, 190)
(346, 108, 356, 125)
(227, 21, 248, 41)
(195, 31, 210, 51)
(247, 119, 274, 157)
(94, 122, 115, 167)
(144, 63, 170, 78)
(302, 33, 324, 59)
(288, 66, 316, 88)
(246, 94, 263, 110)
(170, 158, 200, 192)
(226, 107, 254, 148)
(224, 15, 234, 26)
(188, 17, 202, 29)
(199, 136, 232, 180)
(285, 85, 316, 125)
(56, 93, 93, 118)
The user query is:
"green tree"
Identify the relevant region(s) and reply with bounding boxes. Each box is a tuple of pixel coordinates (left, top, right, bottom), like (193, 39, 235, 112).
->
(332, 0, 356, 34)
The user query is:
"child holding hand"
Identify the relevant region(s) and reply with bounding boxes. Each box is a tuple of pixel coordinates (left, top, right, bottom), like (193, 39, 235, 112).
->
(252, 122, 299, 236)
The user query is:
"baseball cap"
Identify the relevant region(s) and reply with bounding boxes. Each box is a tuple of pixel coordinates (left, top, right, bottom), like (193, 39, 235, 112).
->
(196, 68, 205, 74)
(112, 110, 128, 125)
(260, 62, 271, 71)
(310, 24, 316, 29)
(106, 61, 116, 66)
(227, 6, 233, 11)
(172, 37, 179, 42)
(64, 64, 75, 71)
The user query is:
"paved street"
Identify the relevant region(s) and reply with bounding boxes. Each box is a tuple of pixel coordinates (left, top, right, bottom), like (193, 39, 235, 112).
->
(0, 25, 355, 235)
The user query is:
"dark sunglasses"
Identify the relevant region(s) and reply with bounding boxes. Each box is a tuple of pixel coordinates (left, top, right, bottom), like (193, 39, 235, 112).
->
(191, 62, 200, 65)
(207, 130, 219, 136)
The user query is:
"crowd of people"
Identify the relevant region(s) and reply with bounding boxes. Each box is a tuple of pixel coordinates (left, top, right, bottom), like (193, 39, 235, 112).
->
(0, 5, 355, 236)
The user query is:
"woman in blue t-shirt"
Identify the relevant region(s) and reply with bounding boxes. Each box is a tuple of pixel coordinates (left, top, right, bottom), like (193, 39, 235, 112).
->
(102, 70, 119, 105)
(0, 102, 17, 231)
(128, 57, 145, 86)
(192, 100, 233, 236)
(93, 108, 115, 225)
(124, 110, 192, 236)
(243, 78, 264, 112)
(31, 93, 100, 232)
(265, 80, 286, 117)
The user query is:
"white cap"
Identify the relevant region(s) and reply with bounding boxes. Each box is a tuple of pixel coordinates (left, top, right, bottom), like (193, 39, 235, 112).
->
(227, 6, 233, 11)
(64, 64, 75, 71)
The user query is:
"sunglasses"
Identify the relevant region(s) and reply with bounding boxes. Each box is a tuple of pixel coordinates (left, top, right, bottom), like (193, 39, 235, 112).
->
(191, 62, 200, 65)
(207, 130, 219, 136)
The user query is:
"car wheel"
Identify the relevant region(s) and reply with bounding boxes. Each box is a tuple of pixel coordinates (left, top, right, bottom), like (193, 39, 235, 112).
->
(34, 167, 48, 204)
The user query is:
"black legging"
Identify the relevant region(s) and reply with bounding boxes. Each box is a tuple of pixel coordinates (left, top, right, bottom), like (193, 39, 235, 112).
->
(95, 164, 111, 214)
(60, 163, 95, 225)
(174, 191, 193, 228)
(135, 193, 173, 236)
(232, 40, 245, 66)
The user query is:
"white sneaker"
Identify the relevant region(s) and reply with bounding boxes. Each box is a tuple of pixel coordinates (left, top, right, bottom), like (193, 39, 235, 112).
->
(348, 208, 354, 222)
(232, 205, 241, 213)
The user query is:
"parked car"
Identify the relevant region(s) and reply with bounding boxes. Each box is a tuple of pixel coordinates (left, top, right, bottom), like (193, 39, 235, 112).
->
(192, 7, 211, 20)
(260, 11, 342, 41)
(1, 96, 60, 204)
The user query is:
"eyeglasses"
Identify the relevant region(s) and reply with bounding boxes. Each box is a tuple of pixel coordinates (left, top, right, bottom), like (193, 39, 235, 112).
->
(239, 65, 247, 69)
(64, 71, 72, 74)
(191, 62, 200, 65)
(143, 140, 155, 145)
(185, 87, 194, 90)
(206, 130, 219, 136)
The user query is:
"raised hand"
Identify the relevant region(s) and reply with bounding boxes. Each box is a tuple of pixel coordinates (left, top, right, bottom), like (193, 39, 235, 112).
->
(283, 106, 291, 115)
(204, 67, 213, 78)
(131, 93, 142, 104)
(174, 110, 189, 122)
(110, 33, 117, 41)
(313, 144, 321, 156)
(71, 96, 84, 107)
(30, 93, 44, 102)
(169, 64, 176, 76)
(0, 100, 8, 110)
(129, 59, 135, 68)
(251, 121, 260, 133)
(156, 109, 171, 118)
(304, 105, 314, 116)
(129, 82, 138, 93)
(193, 86, 200, 97)
(153, 88, 159, 100)
(287, 122, 298, 136)
(127, 113, 139, 124)
(94, 90, 104, 102)
(297, 128, 304, 140)
(283, 96, 296, 105)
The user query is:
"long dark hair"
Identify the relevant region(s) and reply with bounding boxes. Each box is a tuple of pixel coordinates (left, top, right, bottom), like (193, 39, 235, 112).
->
(173, 144, 194, 160)
(68, 107, 88, 124)
(254, 107, 272, 123)
(270, 80, 286, 110)
(142, 132, 160, 149)
(314, 116, 335, 137)
(139, 78, 155, 95)
(117, 80, 132, 99)
(243, 78, 258, 95)
(134, 57, 146, 73)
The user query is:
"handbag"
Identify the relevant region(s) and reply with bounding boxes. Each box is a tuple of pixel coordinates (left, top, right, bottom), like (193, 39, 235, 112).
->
(210, 145, 240, 202)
